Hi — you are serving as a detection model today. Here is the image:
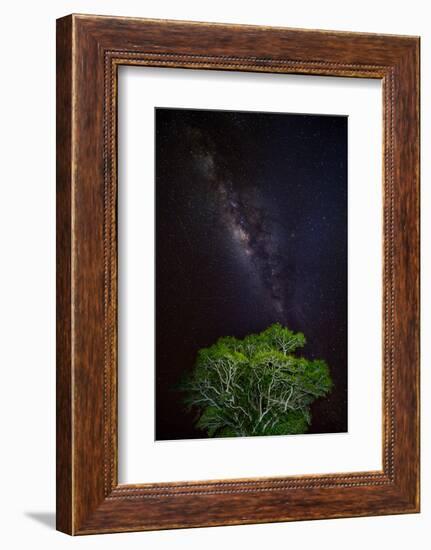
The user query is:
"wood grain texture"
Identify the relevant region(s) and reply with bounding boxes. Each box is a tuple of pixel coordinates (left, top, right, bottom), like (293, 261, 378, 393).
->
(56, 15, 73, 535)
(56, 14, 420, 535)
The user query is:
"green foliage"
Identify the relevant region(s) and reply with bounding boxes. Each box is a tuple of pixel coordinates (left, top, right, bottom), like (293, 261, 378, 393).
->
(180, 324, 333, 438)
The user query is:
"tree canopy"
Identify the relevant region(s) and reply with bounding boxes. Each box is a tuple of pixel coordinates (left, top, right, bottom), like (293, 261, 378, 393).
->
(180, 324, 333, 438)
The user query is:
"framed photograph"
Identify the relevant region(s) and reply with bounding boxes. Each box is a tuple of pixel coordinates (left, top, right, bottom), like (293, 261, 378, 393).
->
(56, 14, 420, 534)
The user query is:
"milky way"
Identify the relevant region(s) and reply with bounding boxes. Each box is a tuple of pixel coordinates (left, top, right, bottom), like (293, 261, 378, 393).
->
(188, 126, 288, 318)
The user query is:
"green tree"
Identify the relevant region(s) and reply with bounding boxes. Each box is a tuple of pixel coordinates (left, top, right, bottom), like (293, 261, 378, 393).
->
(180, 324, 333, 437)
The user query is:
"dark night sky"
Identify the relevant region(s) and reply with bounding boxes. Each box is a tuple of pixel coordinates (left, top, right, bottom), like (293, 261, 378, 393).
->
(155, 107, 347, 440)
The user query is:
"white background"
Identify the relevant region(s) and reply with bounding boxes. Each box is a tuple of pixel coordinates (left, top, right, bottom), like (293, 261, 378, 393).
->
(0, 1, 428, 548)
(118, 68, 382, 483)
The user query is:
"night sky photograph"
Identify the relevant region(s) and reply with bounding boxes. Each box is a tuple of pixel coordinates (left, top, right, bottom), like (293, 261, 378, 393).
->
(155, 107, 347, 441)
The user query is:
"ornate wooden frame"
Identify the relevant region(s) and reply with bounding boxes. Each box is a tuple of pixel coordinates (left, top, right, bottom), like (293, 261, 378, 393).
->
(56, 14, 420, 535)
